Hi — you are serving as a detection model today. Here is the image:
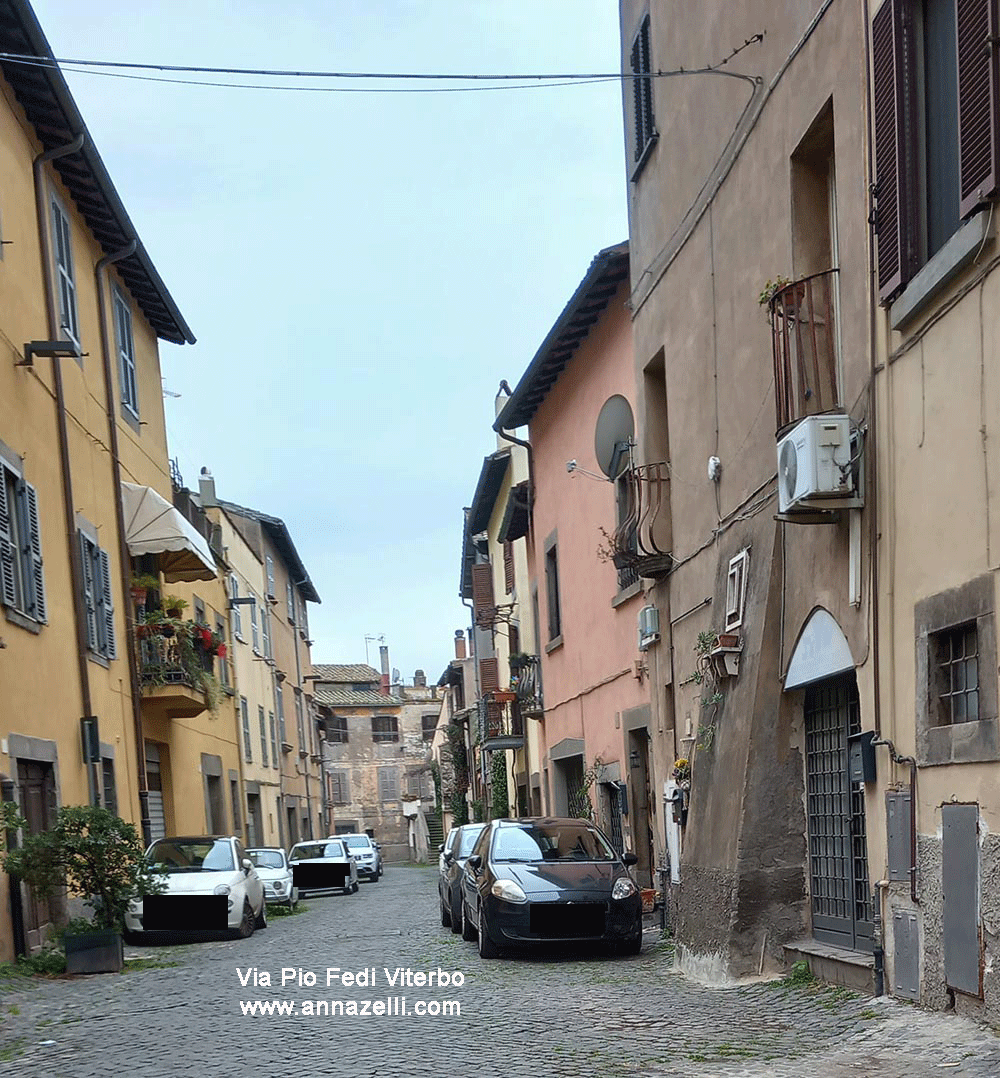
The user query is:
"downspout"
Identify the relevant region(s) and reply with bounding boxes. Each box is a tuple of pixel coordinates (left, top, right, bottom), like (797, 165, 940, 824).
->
(493, 425, 534, 527)
(462, 595, 484, 815)
(290, 582, 313, 839)
(32, 136, 98, 800)
(95, 240, 151, 842)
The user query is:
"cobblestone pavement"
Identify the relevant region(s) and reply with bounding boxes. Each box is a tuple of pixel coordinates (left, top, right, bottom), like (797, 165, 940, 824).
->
(1, 866, 999, 1077)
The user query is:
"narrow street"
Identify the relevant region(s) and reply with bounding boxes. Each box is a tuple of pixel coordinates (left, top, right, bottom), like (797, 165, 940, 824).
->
(1, 866, 998, 1077)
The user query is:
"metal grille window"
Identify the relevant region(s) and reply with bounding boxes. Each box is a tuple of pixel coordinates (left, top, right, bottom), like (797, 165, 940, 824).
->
(933, 622, 980, 725)
(0, 462, 46, 623)
(327, 715, 348, 743)
(258, 705, 268, 761)
(79, 531, 115, 659)
(630, 13, 656, 167)
(240, 697, 252, 763)
(113, 288, 138, 415)
(371, 715, 399, 743)
(50, 196, 79, 345)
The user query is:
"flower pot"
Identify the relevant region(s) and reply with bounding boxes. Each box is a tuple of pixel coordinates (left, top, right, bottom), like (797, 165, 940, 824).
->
(165, 608, 182, 619)
(65, 929, 124, 975)
(130, 586, 148, 607)
(717, 633, 740, 649)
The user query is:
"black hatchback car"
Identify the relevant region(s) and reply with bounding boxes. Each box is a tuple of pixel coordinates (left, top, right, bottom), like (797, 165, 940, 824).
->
(438, 823, 486, 933)
(459, 817, 643, 958)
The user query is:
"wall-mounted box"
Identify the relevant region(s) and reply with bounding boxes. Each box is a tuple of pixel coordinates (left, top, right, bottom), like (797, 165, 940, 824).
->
(847, 730, 876, 784)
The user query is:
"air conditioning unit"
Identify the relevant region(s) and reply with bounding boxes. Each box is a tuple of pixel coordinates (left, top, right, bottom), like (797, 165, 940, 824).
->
(638, 605, 660, 651)
(776, 414, 856, 513)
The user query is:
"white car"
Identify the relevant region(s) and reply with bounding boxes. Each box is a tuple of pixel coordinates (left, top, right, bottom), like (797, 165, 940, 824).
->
(247, 847, 298, 908)
(288, 839, 359, 898)
(335, 832, 383, 881)
(125, 835, 266, 940)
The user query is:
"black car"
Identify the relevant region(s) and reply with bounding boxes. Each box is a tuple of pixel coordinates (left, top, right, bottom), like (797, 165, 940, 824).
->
(438, 823, 486, 933)
(459, 817, 643, 958)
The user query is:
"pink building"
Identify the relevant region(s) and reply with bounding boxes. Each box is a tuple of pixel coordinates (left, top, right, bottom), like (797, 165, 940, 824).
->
(494, 243, 657, 884)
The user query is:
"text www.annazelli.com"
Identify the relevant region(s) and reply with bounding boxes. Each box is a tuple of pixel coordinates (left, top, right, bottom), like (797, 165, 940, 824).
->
(240, 997, 460, 1017)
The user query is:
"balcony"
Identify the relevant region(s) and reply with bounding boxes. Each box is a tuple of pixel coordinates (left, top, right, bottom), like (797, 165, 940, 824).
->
(609, 463, 673, 579)
(137, 622, 223, 718)
(511, 656, 543, 718)
(480, 692, 524, 751)
(770, 269, 841, 435)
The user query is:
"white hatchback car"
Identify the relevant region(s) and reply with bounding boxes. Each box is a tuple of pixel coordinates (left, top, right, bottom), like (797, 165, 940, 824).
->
(247, 847, 298, 909)
(125, 835, 266, 940)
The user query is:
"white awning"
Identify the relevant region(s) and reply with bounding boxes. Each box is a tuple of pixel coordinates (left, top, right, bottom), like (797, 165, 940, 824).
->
(121, 482, 217, 582)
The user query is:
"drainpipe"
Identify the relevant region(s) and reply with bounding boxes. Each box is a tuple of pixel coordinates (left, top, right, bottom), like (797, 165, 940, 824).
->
(290, 581, 313, 839)
(493, 425, 534, 532)
(871, 736, 919, 905)
(462, 595, 485, 815)
(94, 241, 151, 841)
(32, 136, 99, 802)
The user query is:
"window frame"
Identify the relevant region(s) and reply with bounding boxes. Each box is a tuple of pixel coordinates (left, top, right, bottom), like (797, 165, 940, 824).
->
(112, 286, 139, 417)
(79, 528, 116, 660)
(240, 696, 252, 764)
(327, 715, 349, 744)
(50, 193, 80, 347)
(0, 459, 47, 626)
(629, 12, 658, 177)
(371, 715, 400, 744)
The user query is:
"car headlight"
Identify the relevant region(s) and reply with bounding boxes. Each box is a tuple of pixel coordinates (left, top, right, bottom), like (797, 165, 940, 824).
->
(491, 880, 527, 904)
(213, 884, 231, 896)
(612, 878, 637, 900)
(272, 882, 285, 893)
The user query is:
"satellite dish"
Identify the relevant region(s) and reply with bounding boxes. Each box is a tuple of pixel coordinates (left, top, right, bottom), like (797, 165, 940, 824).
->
(594, 395, 635, 478)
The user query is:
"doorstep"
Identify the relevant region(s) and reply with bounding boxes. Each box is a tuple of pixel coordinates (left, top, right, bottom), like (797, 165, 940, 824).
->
(783, 937, 875, 994)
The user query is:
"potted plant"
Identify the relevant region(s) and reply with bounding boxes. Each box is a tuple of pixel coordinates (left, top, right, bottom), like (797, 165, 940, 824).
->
(0, 803, 163, 974)
(130, 573, 159, 608)
(162, 595, 188, 619)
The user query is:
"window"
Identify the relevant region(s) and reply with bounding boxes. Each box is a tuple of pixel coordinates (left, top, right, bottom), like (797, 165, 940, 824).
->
(265, 554, 276, 600)
(422, 714, 437, 743)
(79, 531, 116, 659)
(371, 715, 399, 743)
(503, 539, 515, 595)
(873, 0, 997, 301)
(329, 770, 350, 805)
(286, 579, 295, 622)
(276, 684, 287, 745)
(932, 623, 980, 726)
(0, 461, 46, 624)
(268, 711, 278, 768)
(545, 542, 561, 642)
(113, 288, 138, 415)
(296, 691, 305, 749)
(229, 574, 243, 639)
(725, 549, 750, 632)
(250, 595, 260, 653)
(230, 778, 241, 836)
(615, 474, 639, 592)
(378, 766, 400, 801)
(240, 697, 252, 763)
(630, 13, 656, 169)
(101, 756, 118, 816)
(216, 616, 230, 688)
(258, 705, 268, 761)
(262, 603, 272, 659)
(50, 196, 79, 345)
(327, 715, 348, 743)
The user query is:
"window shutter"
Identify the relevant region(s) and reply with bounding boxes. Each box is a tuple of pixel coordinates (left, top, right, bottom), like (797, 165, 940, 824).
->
(79, 532, 97, 650)
(479, 657, 499, 693)
(0, 470, 16, 608)
(98, 547, 116, 659)
(957, 0, 1000, 216)
(873, 0, 911, 301)
(230, 574, 242, 636)
(471, 562, 495, 626)
(631, 37, 643, 160)
(266, 554, 275, 598)
(25, 483, 45, 623)
(503, 540, 515, 594)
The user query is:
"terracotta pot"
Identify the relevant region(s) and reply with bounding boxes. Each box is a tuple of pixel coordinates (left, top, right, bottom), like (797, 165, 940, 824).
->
(130, 587, 148, 607)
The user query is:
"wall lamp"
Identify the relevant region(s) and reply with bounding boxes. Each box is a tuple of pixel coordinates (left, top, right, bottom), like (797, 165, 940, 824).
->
(18, 340, 81, 367)
(229, 596, 256, 610)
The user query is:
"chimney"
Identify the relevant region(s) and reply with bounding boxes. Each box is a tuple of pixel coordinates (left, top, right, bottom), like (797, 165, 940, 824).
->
(454, 630, 466, 660)
(379, 644, 390, 696)
(414, 669, 426, 688)
(199, 467, 217, 508)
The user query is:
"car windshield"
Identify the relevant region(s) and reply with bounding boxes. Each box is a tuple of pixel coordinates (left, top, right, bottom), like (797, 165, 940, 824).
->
(147, 838, 235, 873)
(247, 849, 285, 869)
(458, 826, 486, 857)
(491, 823, 616, 863)
(344, 836, 372, 849)
(290, 841, 345, 861)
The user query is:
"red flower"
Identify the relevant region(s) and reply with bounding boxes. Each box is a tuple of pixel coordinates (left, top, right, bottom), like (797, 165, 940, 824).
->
(216, 644, 227, 659)
(199, 627, 213, 647)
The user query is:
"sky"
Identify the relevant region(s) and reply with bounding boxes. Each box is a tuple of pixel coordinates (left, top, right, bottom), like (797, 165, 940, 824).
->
(30, 0, 629, 683)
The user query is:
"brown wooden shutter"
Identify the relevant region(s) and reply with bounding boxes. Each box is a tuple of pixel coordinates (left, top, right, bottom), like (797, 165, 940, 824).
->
(957, 0, 1000, 217)
(873, 0, 910, 301)
(503, 540, 514, 594)
(479, 657, 499, 693)
(471, 562, 495, 626)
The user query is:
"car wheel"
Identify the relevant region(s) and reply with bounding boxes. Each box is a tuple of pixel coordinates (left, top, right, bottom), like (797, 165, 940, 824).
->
(287, 888, 298, 909)
(236, 899, 255, 939)
(372, 870, 380, 883)
(378, 864, 383, 878)
(617, 927, 643, 956)
(477, 904, 499, 959)
(449, 896, 462, 934)
(343, 884, 353, 896)
(460, 897, 476, 942)
(123, 928, 142, 945)
(352, 880, 359, 893)
(440, 897, 451, 927)
(254, 898, 267, 930)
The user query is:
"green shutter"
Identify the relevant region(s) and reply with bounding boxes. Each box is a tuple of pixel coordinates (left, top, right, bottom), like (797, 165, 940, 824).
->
(98, 546, 116, 659)
(0, 468, 16, 608)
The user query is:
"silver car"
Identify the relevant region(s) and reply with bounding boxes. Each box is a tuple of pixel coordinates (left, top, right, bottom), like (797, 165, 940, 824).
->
(336, 833, 383, 881)
(247, 847, 298, 908)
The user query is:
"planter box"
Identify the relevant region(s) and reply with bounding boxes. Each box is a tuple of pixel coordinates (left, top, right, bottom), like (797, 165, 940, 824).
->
(65, 929, 124, 975)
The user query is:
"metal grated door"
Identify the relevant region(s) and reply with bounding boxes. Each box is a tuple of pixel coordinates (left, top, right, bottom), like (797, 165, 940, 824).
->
(805, 674, 872, 952)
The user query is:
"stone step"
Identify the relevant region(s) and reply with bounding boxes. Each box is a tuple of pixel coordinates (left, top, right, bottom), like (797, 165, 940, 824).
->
(783, 938, 875, 994)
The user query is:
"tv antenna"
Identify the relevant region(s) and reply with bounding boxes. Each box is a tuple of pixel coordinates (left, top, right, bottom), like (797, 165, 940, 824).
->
(364, 634, 384, 666)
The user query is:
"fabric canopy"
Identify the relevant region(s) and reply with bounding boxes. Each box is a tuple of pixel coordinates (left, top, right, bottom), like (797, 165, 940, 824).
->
(121, 482, 217, 582)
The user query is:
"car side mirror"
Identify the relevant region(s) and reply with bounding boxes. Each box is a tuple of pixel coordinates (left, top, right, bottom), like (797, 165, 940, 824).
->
(443, 851, 454, 864)
(438, 843, 445, 853)
(622, 852, 638, 866)
(467, 854, 482, 872)
(242, 858, 253, 874)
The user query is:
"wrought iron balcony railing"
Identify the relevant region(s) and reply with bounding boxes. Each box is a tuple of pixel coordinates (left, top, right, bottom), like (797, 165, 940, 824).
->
(609, 462, 672, 579)
(511, 656, 543, 717)
(769, 269, 841, 435)
(479, 691, 525, 751)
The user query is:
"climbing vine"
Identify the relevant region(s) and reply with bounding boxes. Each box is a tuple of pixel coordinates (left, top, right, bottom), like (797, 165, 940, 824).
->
(691, 630, 724, 751)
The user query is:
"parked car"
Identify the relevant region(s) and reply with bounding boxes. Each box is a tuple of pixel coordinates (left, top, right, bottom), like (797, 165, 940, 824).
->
(247, 847, 298, 908)
(438, 823, 486, 933)
(288, 838, 359, 897)
(336, 832, 383, 881)
(459, 817, 643, 958)
(125, 835, 266, 940)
